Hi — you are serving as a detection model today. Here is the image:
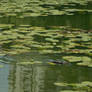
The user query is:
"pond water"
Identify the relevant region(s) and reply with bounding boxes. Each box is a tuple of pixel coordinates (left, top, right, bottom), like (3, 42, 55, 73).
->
(0, 62, 9, 92)
(0, 1, 92, 92)
(0, 13, 92, 30)
(1, 61, 92, 92)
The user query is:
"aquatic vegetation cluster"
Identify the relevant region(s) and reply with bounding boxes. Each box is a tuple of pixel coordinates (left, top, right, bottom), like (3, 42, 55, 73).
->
(0, 1, 92, 92)
(54, 81, 92, 92)
(0, 25, 92, 67)
(0, 0, 92, 17)
(0, 0, 92, 67)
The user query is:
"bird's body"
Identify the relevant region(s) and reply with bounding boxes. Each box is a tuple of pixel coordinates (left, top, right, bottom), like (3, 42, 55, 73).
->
(48, 59, 69, 64)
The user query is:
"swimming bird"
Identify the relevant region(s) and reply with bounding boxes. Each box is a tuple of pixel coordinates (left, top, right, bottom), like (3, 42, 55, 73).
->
(48, 59, 69, 64)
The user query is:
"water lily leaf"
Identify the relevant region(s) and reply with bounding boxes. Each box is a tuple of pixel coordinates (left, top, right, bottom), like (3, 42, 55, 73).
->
(47, 62, 56, 65)
(17, 62, 35, 65)
(45, 38, 59, 42)
(60, 90, 82, 92)
(62, 56, 82, 62)
(54, 82, 67, 86)
(55, 81, 92, 92)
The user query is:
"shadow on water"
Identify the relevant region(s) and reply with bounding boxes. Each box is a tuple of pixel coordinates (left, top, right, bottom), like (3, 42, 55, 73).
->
(0, 13, 92, 30)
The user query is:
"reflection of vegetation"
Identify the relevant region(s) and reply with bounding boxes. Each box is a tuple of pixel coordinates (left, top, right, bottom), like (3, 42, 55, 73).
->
(8, 64, 50, 92)
(54, 81, 92, 92)
(8, 63, 92, 92)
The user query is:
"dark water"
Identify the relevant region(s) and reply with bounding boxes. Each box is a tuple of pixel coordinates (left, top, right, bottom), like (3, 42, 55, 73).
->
(0, 13, 92, 30)
(0, 2, 92, 92)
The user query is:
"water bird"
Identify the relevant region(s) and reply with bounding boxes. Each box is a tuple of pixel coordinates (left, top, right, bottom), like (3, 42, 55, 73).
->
(48, 59, 69, 65)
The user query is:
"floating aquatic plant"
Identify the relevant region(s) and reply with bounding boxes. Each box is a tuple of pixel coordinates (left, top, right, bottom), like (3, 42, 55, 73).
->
(54, 81, 92, 92)
(0, 25, 92, 67)
(0, 0, 91, 17)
